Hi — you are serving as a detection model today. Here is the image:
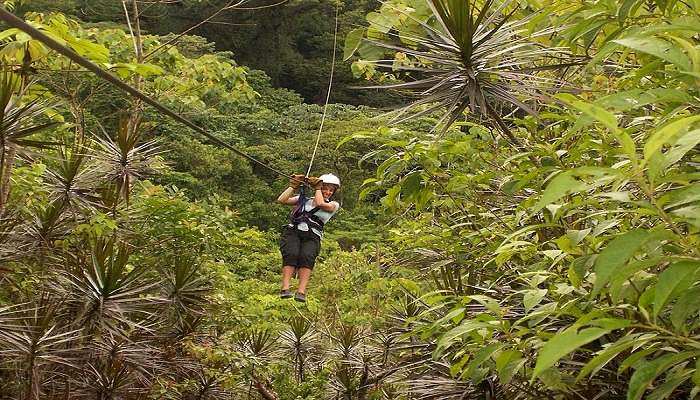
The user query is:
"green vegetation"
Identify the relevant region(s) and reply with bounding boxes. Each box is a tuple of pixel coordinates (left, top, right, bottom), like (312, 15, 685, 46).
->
(1, 0, 699, 399)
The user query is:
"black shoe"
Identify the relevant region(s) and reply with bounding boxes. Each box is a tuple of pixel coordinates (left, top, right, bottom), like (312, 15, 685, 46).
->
(294, 292, 306, 302)
(280, 289, 292, 299)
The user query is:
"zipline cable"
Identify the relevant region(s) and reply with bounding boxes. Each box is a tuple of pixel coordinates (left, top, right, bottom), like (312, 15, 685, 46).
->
(305, 4, 339, 178)
(0, 7, 292, 179)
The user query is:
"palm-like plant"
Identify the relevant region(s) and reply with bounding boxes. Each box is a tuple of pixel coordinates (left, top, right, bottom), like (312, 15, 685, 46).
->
(0, 70, 60, 215)
(359, 0, 578, 143)
(71, 334, 159, 399)
(0, 210, 22, 263)
(0, 297, 81, 400)
(92, 117, 161, 206)
(280, 316, 320, 383)
(43, 136, 99, 214)
(160, 259, 211, 338)
(55, 238, 161, 336)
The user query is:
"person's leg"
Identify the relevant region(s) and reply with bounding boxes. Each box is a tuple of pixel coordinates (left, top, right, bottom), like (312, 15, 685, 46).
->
(281, 265, 296, 291)
(296, 233, 321, 296)
(279, 228, 301, 295)
(297, 267, 312, 294)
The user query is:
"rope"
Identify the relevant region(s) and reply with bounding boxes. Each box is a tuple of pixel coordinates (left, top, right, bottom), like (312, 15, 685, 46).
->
(0, 8, 292, 179)
(305, 4, 339, 178)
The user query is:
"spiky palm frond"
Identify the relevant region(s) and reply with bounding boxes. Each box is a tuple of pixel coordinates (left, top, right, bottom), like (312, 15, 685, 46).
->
(19, 199, 72, 253)
(280, 316, 321, 382)
(236, 327, 279, 362)
(162, 259, 210, 323)
(92, 117, 161, 205)
(169, 314, 205, 340)
(0, 297, 81, 400)
(70, 333, 160, 399)
(0, 210, 24, 263)
(43, 136, 100, 213)
(359, 0, 579, 140)
(0, 70, 61, 217)
(54, 238, 162, 336)
(181, 367, 232, 400)
(0, 71, 60, 153)
(401, 375, 480, 399)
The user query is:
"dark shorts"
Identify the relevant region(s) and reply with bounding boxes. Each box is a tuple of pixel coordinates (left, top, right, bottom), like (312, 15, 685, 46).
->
(279, 227, 321, 269)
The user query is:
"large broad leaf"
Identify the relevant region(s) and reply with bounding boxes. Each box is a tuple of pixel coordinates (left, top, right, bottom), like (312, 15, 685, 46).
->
(532, 326, 613, 379)
(462, 343, 505, 381)
(670, 286, 700, 330)
(627, 352, 700, 400)
(559, 94, 636, 160)
(592, 229, 671, 297)
(653, 261, 700, 320)
(534, 167, 617, 211)
(435, 320, 492, 358)
(614, 36, 692, 70)
(344, 28, 366, 61)
(660, 183, 700, 209)
(644, 116, 700, 163)
(495, 349, 525, 385)
(577, 333, 657, 382)
(596, 88, 692, 112)
(522, 289, 548, 312)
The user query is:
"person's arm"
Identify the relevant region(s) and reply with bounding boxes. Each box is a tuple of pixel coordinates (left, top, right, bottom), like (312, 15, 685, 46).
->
(278, 174, 304, 205)
(277, 187, 298, 205)
(312, 188, 338, 212)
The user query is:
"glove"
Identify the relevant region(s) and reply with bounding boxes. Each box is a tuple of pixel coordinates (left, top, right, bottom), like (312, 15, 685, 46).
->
(289, 174, 304, 189)
(307, 176, 323, 190)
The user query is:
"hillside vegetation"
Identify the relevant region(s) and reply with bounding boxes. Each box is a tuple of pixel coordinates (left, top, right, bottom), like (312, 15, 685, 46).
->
(1, 0, 699, 399)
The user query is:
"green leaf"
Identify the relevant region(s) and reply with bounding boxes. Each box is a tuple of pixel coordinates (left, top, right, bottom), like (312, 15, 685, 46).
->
(660, 183, 700, 209)
(558, 94, 637, 159)
(653, 261, 700, 319)
(357, 41, 385, 61)
(343, 28, 366, 61)
(435, 320, 490, 356)
(366, 11, 399, 34)
(534, 171, 587, 211)
(614, 36, 692, 70)
(523, 289, 548, 312)
(462, 343, 504, 381)
(663, 129, 700, 169)
(627, 352, 700, 400)
(647, 367, 694, 400)
(670, 286, 700, 330)
(532, 326, 612, 380)
(559, 94, 619, 133)
(495, 350, 525, 385)
(609, 258, 664, 303)
(577, 333, 656, 382)
(592, 230, 670, 297)
(596, 88, 692, 112)
(618, 0, 643, 23)
(643, 116, 700, 164)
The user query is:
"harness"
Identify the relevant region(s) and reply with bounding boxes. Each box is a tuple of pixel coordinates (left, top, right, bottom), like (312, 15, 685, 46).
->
(289, 189, 327, 232)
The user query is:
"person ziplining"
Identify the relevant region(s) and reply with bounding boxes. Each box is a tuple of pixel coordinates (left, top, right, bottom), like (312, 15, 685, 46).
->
(0, 8, 343, 306)
(276, 174, 341, 302)
(272, 4, 341, 304)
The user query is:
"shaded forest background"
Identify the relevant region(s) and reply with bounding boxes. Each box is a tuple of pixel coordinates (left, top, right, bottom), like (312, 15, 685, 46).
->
(20, 0, 396, 106)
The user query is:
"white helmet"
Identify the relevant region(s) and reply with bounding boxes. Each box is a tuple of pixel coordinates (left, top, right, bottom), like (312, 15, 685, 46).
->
(319, 173, 340, 187)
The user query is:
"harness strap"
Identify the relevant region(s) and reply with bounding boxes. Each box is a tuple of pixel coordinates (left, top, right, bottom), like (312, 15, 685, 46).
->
(289, 192, 327, 232)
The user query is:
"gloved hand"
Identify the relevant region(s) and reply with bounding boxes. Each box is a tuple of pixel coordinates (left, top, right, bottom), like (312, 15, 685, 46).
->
(307, 176, 323, 190)
(289, 174, 305, 189)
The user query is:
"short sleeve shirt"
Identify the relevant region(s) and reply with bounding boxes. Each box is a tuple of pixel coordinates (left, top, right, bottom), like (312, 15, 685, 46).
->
(290, 198, 339, 237)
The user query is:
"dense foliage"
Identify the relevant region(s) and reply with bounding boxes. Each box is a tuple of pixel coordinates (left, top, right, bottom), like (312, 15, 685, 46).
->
(1, 0, 700, 399)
